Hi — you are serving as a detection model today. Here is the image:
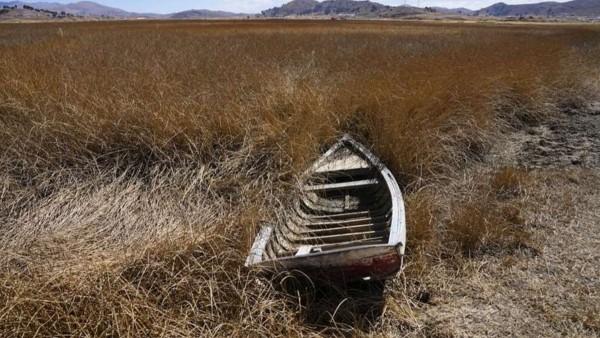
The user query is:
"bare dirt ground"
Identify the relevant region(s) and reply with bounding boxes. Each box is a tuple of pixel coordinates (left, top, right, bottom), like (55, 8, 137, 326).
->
(515, 102, 600, 168)
(403, 104, 600, 337)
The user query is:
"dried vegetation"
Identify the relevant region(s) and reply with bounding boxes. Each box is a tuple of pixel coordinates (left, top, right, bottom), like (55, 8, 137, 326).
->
(0, 20, 599, 336)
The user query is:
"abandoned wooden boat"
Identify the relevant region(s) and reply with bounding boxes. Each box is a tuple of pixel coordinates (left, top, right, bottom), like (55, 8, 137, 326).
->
(245, 135, 406, 281)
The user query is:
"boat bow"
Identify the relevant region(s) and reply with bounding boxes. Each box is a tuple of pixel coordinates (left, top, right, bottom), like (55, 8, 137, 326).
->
(246, 135, 406, 281)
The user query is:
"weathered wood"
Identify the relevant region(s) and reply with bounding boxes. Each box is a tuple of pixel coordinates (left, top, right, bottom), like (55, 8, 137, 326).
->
(245, 134, 407, 281)
(303, 178, 379, 192)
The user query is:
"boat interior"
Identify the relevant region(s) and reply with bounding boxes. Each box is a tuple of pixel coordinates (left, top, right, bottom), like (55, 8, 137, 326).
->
(264, 146, 393, 260)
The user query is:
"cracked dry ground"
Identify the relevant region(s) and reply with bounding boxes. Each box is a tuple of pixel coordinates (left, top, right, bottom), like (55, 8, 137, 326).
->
(406, 106, 600, 337)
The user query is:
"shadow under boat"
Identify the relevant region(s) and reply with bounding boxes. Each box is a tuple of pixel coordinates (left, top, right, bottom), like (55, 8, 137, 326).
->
(276, 270, 387, 333)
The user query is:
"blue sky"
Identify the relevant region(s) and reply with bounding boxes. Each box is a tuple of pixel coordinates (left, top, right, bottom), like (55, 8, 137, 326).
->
(68, 1, 570, 14)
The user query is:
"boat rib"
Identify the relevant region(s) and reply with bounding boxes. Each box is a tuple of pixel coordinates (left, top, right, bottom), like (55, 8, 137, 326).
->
(246, 134, 407, 281)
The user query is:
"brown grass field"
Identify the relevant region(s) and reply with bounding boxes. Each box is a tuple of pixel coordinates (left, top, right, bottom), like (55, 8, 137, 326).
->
(1, 20, 599, 337)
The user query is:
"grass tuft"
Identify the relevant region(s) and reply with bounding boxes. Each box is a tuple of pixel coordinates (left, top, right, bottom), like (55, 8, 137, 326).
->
(0, 20, 598, 336)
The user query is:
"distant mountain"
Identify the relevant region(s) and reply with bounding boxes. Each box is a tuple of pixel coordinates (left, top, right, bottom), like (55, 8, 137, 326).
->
(169, 9, 243, 19)
(0, 5, 62, 20)
(262, 0, 424, 17)
(263, 0, 319, 16)
(0, 1, 136, 16)
(3, 0, 597, 21)
(312, 0, 391, 15)
(0, 1, 246, 18)
(46, 1, 134, 16)
(477, 0, 600, 17)
(431, 7, 474, 15)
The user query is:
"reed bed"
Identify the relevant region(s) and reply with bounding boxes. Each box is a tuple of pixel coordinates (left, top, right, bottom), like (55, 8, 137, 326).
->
(0, 20, 599, 336)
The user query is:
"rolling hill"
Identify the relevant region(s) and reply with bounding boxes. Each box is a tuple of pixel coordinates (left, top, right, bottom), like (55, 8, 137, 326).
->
(0, 6, 61, 20)
(477, 0, 600, 17)
(169, 9, 243, 19)
(0, 1, 244, 18)
(262, 0, 319, 16)
(0, 1, 136, 16)
(432, 7, 474, 15)
(2, 0, 598, 21)
(262, 0, 424, 17)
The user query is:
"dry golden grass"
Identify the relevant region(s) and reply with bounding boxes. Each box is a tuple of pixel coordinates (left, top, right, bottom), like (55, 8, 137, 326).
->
(1, 20, 599, 336)
(491, 167, 531, 198)
(447, 196, 530, 256)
